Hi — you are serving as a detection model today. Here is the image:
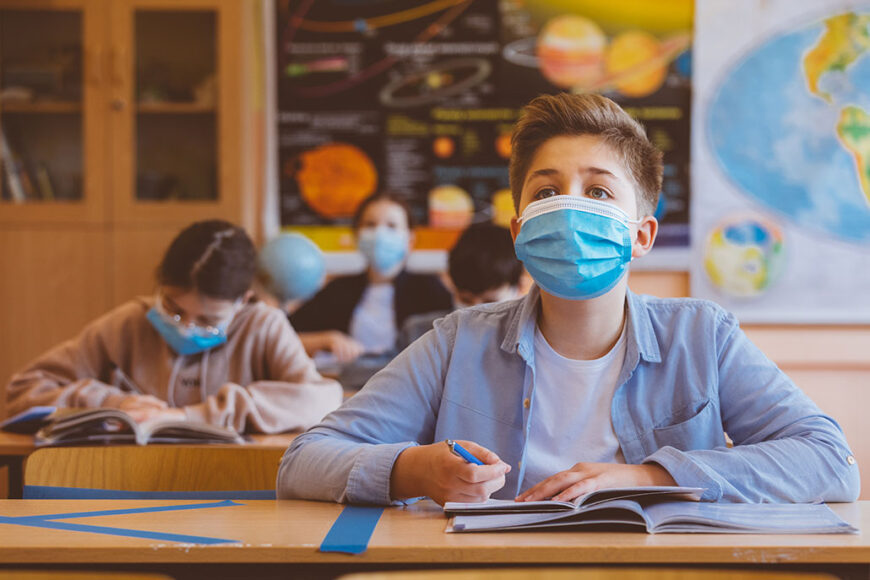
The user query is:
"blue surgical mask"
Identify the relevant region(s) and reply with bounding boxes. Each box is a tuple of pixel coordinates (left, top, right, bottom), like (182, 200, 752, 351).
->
(514, 196, 639, 300)
(146, 299, 234, 355)
(357, 226, 409, 275)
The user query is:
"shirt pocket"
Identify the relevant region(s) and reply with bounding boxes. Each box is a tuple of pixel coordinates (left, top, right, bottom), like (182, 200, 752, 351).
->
(649, 398, 723, 453)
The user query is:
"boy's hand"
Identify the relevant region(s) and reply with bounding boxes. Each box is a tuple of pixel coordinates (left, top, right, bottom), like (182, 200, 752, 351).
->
(390, 440, 511, 505)
(516, 463, 676, 503)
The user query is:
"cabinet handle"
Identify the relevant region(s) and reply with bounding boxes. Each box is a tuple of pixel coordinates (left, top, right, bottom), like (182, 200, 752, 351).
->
(111, 98, 127, 111)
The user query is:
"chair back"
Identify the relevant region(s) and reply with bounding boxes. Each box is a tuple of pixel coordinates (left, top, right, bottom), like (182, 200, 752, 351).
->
(23, 446, 284, 499)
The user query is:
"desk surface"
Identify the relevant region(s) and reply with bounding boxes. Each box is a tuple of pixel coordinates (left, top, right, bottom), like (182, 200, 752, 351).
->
(0, 499, 867, 565)
(0, 432, 298, 456)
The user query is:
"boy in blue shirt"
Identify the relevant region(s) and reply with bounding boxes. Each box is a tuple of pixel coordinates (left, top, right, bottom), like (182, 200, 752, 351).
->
(278, 93, 859, 505)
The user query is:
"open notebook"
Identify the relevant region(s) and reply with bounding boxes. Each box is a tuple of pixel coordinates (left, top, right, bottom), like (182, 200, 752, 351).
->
(444, 486, 857, 534)
(35, 408, 246, 446)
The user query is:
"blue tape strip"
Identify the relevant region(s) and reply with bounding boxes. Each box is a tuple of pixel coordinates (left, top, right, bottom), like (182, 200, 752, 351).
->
(11, 499, 241, 521)
(319, 505, 384, 555)
(24, 485, 275, 500)
(0, 499, 243, 544)
(0, 516, 236, 544)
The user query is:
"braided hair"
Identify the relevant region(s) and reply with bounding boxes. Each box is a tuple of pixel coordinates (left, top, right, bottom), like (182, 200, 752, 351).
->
(157, 220, 257, 300)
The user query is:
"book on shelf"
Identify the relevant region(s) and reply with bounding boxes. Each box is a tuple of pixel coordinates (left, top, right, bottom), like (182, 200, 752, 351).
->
(35, 407, 246, 446)
(34, 163, 55, 200)
(444, 486, 857, 534)
(0, 127, 26, 202)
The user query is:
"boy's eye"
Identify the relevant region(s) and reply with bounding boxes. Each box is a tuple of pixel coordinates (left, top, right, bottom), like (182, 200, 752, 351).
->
(586, 186, 611, 200)
(534, 187, 559, 201)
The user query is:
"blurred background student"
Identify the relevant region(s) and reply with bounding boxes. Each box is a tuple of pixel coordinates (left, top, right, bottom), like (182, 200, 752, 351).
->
(290, 191, 452, 363)
(5, 220, 343, 433)
(398, 222, 526, 349)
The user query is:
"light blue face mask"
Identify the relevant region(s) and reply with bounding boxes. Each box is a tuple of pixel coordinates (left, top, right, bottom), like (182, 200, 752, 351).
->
(357, 226, 409, 275)
(514, 196, 639, 300)
(146, 303, 231, 356)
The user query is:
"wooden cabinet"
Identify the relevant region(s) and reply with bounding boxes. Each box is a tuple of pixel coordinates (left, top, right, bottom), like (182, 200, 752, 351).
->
(0, 0, 254, 412)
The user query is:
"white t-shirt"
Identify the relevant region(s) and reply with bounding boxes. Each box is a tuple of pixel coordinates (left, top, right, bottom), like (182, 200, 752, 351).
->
(521, 324, 627, 492)
(349, 283, 397, 354)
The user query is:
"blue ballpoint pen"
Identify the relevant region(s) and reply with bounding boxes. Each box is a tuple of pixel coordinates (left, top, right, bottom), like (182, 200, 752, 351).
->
(445, 439, 484, 466)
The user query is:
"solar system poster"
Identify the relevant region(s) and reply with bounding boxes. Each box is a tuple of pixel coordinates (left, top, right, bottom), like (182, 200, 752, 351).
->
(276, 0, 693, 269)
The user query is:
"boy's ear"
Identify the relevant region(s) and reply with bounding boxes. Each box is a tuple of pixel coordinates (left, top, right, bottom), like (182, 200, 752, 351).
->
(632, 215, 658, 259)
(509, 216, 520, 242)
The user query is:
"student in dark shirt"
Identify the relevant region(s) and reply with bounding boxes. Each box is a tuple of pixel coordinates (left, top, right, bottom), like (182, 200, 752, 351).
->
(398, 222, 525, 349)
(292, 191, 452, 363)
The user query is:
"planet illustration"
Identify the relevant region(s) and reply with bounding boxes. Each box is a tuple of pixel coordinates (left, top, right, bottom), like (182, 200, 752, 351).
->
(379, 57, 491, 108)
(491, 189, 516, 228)
(503, 17, 690, 98)
(294, 142, 377, 219)
(703, 216, 785, 298)
(537, 15, 606, 89)
(495, 133, 512, 159)
(604, 31, 668, 98)
(428, 185, 473, 228)
(433, 136, 455, 159)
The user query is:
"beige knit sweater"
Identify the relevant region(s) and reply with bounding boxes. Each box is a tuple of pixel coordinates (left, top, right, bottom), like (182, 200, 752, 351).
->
(5, 297, 343, 433)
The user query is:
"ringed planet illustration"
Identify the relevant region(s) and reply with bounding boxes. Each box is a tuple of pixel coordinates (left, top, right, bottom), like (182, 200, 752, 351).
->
(379, 57, 492, 108)
(502, 14, 691, 98)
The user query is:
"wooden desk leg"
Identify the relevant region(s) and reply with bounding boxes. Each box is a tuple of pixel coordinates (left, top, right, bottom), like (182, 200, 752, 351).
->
(0, 456, 24, 499)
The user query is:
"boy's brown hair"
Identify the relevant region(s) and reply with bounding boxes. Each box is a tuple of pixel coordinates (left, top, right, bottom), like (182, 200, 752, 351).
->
(509, 93, 663, 217)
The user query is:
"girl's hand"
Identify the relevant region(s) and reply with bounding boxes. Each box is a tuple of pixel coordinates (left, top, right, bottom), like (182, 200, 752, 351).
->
(300, 331, 365, 363)
(391, 440, 511, 505)
(516, 462, 676, 503)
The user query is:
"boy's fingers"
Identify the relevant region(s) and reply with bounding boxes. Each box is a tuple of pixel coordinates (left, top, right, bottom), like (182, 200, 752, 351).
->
(456, 462, 509, 484)
(459, 440, 502, 465)
(518, 472, 582, 502)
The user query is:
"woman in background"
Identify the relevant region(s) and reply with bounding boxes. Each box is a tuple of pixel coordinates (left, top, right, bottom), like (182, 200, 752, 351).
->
(292, 191, 452, 363)
(5, 220, 343, 433)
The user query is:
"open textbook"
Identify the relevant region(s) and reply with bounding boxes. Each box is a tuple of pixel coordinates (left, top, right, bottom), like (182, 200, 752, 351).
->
(444, 486, 857, 534)
(35, 408, 246, 446)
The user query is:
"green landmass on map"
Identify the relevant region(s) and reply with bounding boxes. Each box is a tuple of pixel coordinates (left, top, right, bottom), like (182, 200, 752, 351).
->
(837, 105, 870, 205)
(802, 12, 870, 103)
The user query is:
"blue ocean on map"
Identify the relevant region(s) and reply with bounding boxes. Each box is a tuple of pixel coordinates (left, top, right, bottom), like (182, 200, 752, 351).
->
(708, 17, 870, 243)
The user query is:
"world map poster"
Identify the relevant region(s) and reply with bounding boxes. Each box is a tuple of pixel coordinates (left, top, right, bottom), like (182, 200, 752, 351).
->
(275, 0, 693, 270)
(691, 0, 870, 323)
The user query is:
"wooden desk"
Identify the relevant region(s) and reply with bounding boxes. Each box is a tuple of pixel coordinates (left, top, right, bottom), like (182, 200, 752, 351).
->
(0, 433, 298, 499)
(0, 499, 867, 580)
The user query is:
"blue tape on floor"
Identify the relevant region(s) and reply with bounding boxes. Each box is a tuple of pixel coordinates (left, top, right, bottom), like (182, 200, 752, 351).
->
(24, 485, 275, 500)
(0, 499, 243, 544)
(319, 505, 384, 555)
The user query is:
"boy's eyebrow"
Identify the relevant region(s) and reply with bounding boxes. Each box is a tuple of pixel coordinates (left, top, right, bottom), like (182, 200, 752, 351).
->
(583, 166, 620, 180)
(524, 168, 560, 186)
(525, 166, 623, 187)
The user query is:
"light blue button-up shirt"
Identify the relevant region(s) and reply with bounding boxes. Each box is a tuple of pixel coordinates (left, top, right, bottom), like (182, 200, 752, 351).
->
(277, 287, 860, 505)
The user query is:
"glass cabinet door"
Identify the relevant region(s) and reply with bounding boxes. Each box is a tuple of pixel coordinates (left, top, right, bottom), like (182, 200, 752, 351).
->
(0, 0, 103, 223)
(112, 0, 240, 224)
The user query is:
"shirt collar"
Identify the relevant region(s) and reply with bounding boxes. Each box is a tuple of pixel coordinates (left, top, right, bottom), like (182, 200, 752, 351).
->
(500, 285, 662, 364)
